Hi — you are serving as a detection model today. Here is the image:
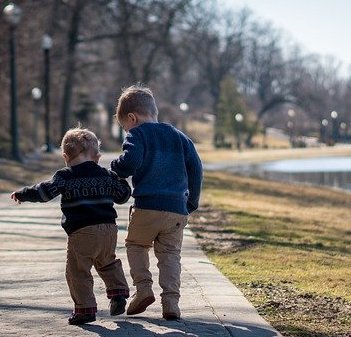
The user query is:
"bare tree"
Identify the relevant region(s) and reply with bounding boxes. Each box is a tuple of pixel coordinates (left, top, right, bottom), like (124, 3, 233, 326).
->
(185, 5, 247, 111)
(292, 55, 345, 141)
(237, 20, 303, 145)
(60, 0, 88, 136)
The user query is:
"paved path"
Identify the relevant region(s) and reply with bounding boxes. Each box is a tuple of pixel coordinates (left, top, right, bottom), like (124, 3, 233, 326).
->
(0, 154, 282, 337)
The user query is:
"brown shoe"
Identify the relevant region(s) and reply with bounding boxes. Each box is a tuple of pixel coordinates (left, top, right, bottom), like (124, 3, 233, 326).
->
(162, 302, 180, 320)
(126, 290, 155, 315)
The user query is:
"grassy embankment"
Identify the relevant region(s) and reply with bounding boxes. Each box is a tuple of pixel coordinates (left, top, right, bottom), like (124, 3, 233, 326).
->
(193, 143, 351, 337)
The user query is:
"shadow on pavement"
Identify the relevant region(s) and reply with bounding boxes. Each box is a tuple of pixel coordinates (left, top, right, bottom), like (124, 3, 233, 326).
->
(146, 317, 281, 337)
(0, 303, 281, 337)
(80, 322, 155, 337)
(0, 303, 69, 313)
(79, 317, 281, 337)
(0, 219, 60, 226)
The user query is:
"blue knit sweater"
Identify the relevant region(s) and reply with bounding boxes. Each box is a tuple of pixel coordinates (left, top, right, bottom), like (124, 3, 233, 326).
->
(111, 122, 203, 215)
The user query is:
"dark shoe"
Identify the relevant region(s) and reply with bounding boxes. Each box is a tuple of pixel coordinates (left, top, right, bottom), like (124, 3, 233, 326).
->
(163, 312, 180, 320)
(126, 289, 155, 315)
(162, 302, 180, 320)
(68, 313, 96, 325)
(110, 295, 127, 316)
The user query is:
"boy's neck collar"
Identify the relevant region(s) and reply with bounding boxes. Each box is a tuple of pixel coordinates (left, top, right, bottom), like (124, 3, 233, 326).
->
(135, 119, 158, 128)
(66, 154, 98, 167)
(139, 120, 157, 125)
(67, 159, 95, 168)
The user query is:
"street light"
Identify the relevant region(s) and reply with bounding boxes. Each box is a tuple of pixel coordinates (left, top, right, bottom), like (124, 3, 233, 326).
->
(31, 87, 42, 152)
(235, 112, 243, 123)
(3, 3, 22, 161)
(234, 113, 243, 151)
(179, 102, 189, 133)
(287, 109, 296, 118)
(42, 34, 53, 152)
(330, 110, 338, 144)
(330, 110, 338, 119)
(287, 120, 294, 145)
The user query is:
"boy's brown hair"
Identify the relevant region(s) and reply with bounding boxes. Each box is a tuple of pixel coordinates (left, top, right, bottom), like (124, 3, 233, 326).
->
(61, 127, 101, 161)
(115, 84, 158, 121)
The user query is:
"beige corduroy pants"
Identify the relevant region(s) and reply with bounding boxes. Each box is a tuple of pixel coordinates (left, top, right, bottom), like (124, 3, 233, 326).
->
(126, 208, 188, 304)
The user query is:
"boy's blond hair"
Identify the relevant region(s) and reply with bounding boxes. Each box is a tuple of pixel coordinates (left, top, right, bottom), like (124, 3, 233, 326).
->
(61, 127, 101, 161)
(115, 84, 158, 121)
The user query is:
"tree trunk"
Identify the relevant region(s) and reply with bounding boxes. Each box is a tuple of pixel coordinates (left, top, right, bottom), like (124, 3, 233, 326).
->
(60, 0, 86, 137)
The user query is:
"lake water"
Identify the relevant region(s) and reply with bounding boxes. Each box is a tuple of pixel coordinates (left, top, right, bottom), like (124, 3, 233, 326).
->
(262, 157, 351, 173)
(258, 156, 351, 191)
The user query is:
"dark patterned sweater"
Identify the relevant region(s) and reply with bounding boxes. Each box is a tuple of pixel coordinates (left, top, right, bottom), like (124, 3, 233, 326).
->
(14, 161, 131, 234)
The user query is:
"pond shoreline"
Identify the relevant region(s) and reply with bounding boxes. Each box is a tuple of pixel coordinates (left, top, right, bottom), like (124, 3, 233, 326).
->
(204, 155, 351, 192)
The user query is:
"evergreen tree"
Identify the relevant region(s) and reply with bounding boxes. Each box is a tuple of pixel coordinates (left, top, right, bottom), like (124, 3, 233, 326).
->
(215, 77, 248, 149)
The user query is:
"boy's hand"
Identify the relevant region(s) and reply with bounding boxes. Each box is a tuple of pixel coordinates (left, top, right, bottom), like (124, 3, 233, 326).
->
(11, 192, 21, 204)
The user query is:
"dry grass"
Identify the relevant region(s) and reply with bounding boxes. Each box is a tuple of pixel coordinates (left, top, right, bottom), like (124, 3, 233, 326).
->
(205, 172, 351, 233)
(187, 118, 292, 149)
(202, 171, 351, 293)
(187, 119, 214, 145)
(196, 143, 351, 164)
(193, 171, 351, 336)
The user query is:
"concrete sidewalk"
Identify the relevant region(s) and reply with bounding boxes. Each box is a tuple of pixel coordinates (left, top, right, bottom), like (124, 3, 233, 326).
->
(0, 192, 282, 337)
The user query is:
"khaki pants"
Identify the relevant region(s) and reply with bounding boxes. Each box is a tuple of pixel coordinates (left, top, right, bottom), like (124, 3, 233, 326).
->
(126, 208, 188, 305)
(66, 223, 129, 312)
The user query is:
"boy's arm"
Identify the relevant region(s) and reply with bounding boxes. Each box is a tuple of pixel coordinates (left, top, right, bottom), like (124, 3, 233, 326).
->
(185, 140, 203, 214)
(111, 130, 144, 178)
(12, 172, 64, 203)
(110, 171, 132, 204)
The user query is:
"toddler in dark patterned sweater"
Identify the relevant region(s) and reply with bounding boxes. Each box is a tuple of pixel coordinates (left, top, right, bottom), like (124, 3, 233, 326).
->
(11, 127, 131, 325)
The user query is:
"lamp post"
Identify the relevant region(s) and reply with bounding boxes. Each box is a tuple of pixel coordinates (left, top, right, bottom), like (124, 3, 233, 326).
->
(287, 109, 296, 147)
(320, 119, 328, 144)
(42, 34, 53, 152)
(330, 110, 338, 144)
(179, 102, 189, 133)
(340, 122, 347, 143)
(287, 120, 294, 146)
(31, 87, 42, 151)
(3, 3, 22, 161)
(234, 112, 243, 151)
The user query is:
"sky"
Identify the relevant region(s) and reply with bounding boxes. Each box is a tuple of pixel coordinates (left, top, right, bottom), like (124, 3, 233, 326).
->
(221, 0, 351, 74)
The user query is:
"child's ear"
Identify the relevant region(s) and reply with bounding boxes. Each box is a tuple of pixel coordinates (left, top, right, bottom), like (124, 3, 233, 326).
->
(95, 153, 101, 163)
(63, 152, 69, 162)
(128, 113, 137, 122)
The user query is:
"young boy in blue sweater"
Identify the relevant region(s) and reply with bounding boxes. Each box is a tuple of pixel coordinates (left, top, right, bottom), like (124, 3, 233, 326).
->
(111, 85, 203, 320)
(11, 127, 131, 325)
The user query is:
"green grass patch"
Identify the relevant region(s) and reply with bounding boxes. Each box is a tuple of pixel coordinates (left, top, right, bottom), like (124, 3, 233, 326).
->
(210, 246, 350, 300)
